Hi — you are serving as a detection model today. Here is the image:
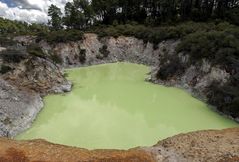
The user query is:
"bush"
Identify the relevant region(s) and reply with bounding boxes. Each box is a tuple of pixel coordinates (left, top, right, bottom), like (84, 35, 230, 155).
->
(96, 54, 104, 59)
(27, 44, 45, 58)
(97, 45, 110, 59)
(156, 56, 185, 80)
(1, 47, 27, 63)
(225, 8, 239, 25)
(176, 26, 239, 67)
(79, 49, 86, 63)
(174, 22, 239, 119)
(0, 36, 16, 47)
(37, 29, 84, 44)
(50, 54, 63, 64)
(153, 44, 159, 50)
(0, 65, 12, 74)
(99, 45, 110, 57)
(207, 80, 239, 118)
(0, 17, 48, 36)
(27, 43, 64, 64)
(91, 22, 224, 45)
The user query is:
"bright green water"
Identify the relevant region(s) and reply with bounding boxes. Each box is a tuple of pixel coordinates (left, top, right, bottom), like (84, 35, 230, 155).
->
(16, 63, 238, 149)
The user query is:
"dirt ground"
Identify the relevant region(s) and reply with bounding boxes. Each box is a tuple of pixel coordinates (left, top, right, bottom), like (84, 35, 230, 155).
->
(0, 128, 238, 162)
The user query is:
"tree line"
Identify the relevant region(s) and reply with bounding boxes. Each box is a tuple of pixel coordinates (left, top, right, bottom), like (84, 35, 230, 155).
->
(48, 0, 239, 30)
(0, 17, 48, 35)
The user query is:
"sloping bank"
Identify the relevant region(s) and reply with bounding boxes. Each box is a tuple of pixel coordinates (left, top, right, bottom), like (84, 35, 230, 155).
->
(0, 128, 238, 162)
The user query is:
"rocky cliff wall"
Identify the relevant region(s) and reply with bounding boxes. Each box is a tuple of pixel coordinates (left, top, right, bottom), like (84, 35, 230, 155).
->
(42, 33, 161, 67)
(0, 79, 43, 137)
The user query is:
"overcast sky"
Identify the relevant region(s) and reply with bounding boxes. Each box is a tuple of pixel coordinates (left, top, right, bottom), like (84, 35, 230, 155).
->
(0, 0, 72, 23)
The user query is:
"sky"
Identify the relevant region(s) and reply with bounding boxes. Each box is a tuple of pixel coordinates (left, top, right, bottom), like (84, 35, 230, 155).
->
(0, 0, 72, 23)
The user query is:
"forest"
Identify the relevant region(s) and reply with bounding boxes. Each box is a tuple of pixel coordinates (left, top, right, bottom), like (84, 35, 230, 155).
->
(47, 0, 239, 30)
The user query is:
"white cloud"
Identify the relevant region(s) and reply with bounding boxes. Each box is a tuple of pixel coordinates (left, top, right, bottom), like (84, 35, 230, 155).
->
(0, 0, 72, 23)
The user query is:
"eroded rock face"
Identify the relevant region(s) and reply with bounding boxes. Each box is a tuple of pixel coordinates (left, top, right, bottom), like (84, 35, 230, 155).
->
(147, 40, 230, 98)
(0, 44, 72, 137)
(0, 128, 238, 162)
(0, 79, 43, 137)
(3, 57, 72, 95)
(13, 36, 36, 46)
(47, 33, 161, 67)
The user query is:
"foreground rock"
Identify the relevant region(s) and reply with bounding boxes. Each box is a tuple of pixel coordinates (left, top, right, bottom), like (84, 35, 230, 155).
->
(0, 128, 238, 162)
(0, 140, 155, 162)
(0, 79, 43, 137)
(148, 128, 239, 162)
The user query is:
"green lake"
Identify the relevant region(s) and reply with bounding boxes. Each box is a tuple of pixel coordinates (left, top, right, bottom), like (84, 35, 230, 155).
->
(16, 63, 238, 149)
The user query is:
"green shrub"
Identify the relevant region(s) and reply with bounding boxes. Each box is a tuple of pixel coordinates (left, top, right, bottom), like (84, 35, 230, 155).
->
(156, 56, 185, 80)
(79, 49, 86, 63)
(174, 22, 239, 119)
(27, 44, 45, 58)
(207, 80, 239, 118)
(96, 54, 104, 59)
(1, 48, 27, 63)
(0, 36, 16, 47)
(176, 27, 239, 66)
(153, 44, 159, 50)
(0, 65, 12, 74)
(37, 29, 84, 44)
(50, 54, 63, 64)
(225, 8, 239, 25)
(0, 17, 48, 36)
(27, 43, 64, 64)
(99, 45, 110, 58)
(91, 22, 225, 45)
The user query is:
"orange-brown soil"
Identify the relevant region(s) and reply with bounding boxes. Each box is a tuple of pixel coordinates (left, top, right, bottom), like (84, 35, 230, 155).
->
(0, 128, 238, 162)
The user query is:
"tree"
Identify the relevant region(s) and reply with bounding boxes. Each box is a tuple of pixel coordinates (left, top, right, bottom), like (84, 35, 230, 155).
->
(53, 0, 239, 27)
(74, 0, 95, 27)
(63, 2, 74, 28)
(180, 0, 193, 20)
(63, 0, 94, 29)
(63, 2, 80, 29)
(92, 0, 118, 24)
(157, 0, 178, 22)
(48, 4, 63, 30)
